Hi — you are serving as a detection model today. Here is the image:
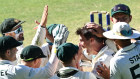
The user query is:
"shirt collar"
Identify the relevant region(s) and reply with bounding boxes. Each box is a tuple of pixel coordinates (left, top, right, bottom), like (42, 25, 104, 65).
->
(0, 60, 13, 65)
(59, 67, 79, 73)
(119, 43, 136, 52)
(96, 45, 108, 57)
(57, 67, 79, 78)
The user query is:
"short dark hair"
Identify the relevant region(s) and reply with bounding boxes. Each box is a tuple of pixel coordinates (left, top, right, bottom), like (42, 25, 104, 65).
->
(0, 48, 14, 60)
(76, 26, 105, 43)
(0, 50, 7, 59)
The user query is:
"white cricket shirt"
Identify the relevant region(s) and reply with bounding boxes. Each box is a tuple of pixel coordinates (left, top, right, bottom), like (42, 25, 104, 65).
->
(50, 67, 96, 79)
(110, 41, 140, 79)
(92, 45, 114, 79)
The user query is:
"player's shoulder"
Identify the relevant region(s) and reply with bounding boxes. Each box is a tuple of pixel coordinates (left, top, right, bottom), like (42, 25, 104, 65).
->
(49, 74, 58, 79)
(41, 43, 50, 52)
(41, 43, 49, 48)
(134, 40, 140, 46)
(103, 45, 115, 55)
(75, 71, 96, 79)
(111, 54, 121, 62)
(14, 65, 30, 73)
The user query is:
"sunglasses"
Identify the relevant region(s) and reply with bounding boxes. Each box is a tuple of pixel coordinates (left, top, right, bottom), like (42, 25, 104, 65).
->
(4, 26, 23, 34)
(14, 26, 23, 34)
(112, 5, 129, 12)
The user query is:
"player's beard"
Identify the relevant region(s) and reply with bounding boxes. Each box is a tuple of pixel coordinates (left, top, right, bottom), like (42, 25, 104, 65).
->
(15, 32, 24, 41)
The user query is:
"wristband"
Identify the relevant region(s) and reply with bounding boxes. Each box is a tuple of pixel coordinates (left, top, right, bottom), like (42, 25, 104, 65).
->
(39, 24, 46, 28)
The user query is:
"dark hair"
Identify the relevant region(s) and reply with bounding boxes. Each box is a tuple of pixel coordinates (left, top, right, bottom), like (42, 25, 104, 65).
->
(0, 50, 7, 59)
(62, 53, 78, 65)
(76, 26, 105, 43)
(0, 48, 14, 60)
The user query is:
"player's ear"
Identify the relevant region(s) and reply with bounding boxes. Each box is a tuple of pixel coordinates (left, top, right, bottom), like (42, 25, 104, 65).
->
(129, 15, 132, 23)
(6, 50, 11, 56)
(73, 53, 79, 62)
(110, 17, 114, 23)
(90, 38, 94, 42)
(34, 59, 38, 64)
(4, 50, 11, 59)
(73, 54, 76, 60)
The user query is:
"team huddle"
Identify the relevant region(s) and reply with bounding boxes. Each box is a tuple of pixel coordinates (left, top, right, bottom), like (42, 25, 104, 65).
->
(0, 3, 140, 79)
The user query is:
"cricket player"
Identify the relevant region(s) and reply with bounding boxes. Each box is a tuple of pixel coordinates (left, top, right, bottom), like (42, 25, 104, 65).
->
(0, 23, 68, 79)
(103, 22, 140, 79)
(0, 5, 49, 66)
(87, 3, 132, 36)
(50, 43, 96, 79)
(76, 26, 115, 79)
(85, 4, 139, 79)
(36, 24, 69, 69)
(86, 4, 134, 52)
(0, 36, 57, 79)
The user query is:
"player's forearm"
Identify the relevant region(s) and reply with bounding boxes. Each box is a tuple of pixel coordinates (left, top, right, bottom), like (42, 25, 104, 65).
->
(31, 25, 46, 46)
(46, 28, 54, 43)
(47, 45, 59, 76)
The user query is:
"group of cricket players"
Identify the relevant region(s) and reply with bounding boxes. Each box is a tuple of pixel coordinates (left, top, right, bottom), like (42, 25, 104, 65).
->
(0, 3, 140, 79)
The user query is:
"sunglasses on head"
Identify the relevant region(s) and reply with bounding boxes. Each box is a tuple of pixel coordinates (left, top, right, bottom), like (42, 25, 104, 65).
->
(112, 5, 129, 12)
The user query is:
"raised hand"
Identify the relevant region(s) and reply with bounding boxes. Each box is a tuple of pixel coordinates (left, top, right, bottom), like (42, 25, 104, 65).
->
(40, 5, 48, 27)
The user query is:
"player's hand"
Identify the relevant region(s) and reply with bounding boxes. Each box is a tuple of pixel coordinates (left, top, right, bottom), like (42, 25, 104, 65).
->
(85, 22, 105, 37)
(96, 62, 110, 79)
(40, 5, 48, 27)
(54, 25, 69, 48)
(78, 43, 83, 61)
(34, 5, 48, 28)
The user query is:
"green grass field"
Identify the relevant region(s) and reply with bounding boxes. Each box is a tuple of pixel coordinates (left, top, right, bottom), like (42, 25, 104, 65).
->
(0, 0, 140, 46)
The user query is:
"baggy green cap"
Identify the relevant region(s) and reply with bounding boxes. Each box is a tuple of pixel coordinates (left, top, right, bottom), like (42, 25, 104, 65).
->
(111, 4, 131, 17)
(20, 45, 46, 62)
(0, 36, 22, 51)
(0, 18, 25, 34)
(47, 24, 58, 35)
(57, 43, 79, 62)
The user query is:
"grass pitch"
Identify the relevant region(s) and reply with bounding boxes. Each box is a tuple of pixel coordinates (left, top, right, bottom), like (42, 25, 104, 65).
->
(0, 0, 139, 46)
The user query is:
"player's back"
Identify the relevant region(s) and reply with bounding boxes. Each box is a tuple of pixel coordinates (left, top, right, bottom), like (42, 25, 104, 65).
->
(50, 67, 96, 79)
(0, 60, 16, 79)
(110, 42, 140, 79)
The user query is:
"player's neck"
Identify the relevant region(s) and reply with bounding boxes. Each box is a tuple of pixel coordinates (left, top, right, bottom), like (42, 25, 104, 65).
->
(116, 39, 131, 49)
(93, 43, 105, 53)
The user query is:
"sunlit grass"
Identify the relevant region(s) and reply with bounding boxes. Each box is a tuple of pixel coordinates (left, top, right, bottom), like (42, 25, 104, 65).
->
(0, 0, 139, 46)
